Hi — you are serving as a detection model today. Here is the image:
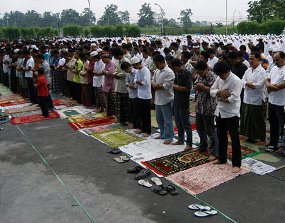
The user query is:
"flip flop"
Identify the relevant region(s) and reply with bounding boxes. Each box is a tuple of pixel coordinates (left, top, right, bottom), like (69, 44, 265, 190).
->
(113, 157, 125, 163)
(108, 148, 122, 154)
(194, 210, 218, 217)
(138, 180, 152, 188)
(127, 166, 144, 174)
(151, 185, 168, 196)
(120, 155, 130, 162)
(151, 177, 163, 186)
(135, 169, 151, 180)
(163, 185, 179, 195)
(188, 204, 211, 211)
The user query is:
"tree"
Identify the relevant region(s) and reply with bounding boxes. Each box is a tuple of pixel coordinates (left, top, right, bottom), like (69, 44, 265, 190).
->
(97, 4, 122, 25)
(41, 11, 59, 27)
(80, 8, 96, 26)
(179, 9, 193, 27)
(23, 10, 41, 27)
(247, 0, 285, 23)
(137, 3, 156, 27)
(61, 9, 80, 26)
(163, 18, 178, 27)
(118, 11, 130, 24)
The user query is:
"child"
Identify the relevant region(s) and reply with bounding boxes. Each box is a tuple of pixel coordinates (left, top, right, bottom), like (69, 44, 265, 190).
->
(36, 67, 49, 117)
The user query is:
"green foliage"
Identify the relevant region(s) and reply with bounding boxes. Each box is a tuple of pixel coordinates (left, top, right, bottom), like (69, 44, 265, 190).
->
(97, 4, 122, 26)
(2, 27, 20, 39)
(90, 25, 141, 37)
(247, 0, 285, 23)
(180, 9, 193, 28)
(237, 19, 285, 34)
(83, 28, 90, 37)
(138, 3, 156, 27)
(62, 25, 82, 37)
(125, 25, 141, 37)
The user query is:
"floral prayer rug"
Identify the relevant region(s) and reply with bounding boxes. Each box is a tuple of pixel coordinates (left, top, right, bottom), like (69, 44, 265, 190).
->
(68, 117, 115, 130)
(167, 162, 249, 195)
(142, 149, 210, 176)
(53, 98, 79, 107)
(227, 145, 260, 160)
(11, 111, 60, 124)
(67, 112, 104, 123)
(80, 123, 123, 135)
(11, 110, 42, 118)
(57, 107, 84, 119)
(5, 105, 40, 114)
(91, 129, 144, 148)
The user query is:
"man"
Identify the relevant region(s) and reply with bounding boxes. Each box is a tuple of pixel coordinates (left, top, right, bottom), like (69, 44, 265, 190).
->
(170, 42, 182, 60)
(240, 52, 266, 143)
(265, 51, 285, 156)
(210, 62, 243, 173)
(152, 54, 175, 144)
(23, 49, 37, 104)
(171, 58, 192, 150)
(207, 48, 219, 70)
(132, 57, 152, 137)
(112, 48, 130, 125)
(194, 61, 218, 157)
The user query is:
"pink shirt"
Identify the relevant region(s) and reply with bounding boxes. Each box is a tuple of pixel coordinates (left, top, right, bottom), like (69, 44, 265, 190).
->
(103, 61, 116, 93)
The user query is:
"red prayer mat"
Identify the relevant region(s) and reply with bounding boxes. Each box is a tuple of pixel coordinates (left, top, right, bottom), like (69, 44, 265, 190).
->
(11, 111, 60, 124)
(68, 117, 116, 130)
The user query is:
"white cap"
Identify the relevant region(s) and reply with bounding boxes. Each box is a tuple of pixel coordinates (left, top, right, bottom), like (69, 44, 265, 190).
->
(90, 51, 98, 57)
(130, 56, 140, 65)
(268, 46, 274, 51)
(90, 43, 97, 47)
(96, 48, 103, 53)
(14, 49, 20, 53)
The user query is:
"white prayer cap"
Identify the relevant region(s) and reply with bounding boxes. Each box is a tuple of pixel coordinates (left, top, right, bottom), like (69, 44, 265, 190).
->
(268, 46, 274, 52)
(14, 49, 20, 53)
(130, 56, 141, 65)
(90, 43, 97, 47)
(90, 51, 98, 57)
(96, 48, 103, 53)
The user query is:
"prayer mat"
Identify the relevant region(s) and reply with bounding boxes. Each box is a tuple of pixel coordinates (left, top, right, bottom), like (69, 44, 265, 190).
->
(68, 117, 115, 130)
(11, 110, 42, 118)
(80, 123, 123, 135)
(227, 145, 260, 160)
(167, 162, 249, 195)
(5, 105, 40, 114)
(2, 103, 32, 111)
(53, 98, 79, 107)
(142, 149, 210, 176)
(68, 112, 104, 123)
(242, 158, 276, 175)
(57, 107, 84, 119)
(0, 98, 28, 107)
(11, 111, 60, 124)
(174, 123, 196, 133)
(91, 128, 144, 148)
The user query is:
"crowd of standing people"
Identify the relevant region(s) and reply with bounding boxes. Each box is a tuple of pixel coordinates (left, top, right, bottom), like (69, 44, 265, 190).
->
(1, 34, 285, 173)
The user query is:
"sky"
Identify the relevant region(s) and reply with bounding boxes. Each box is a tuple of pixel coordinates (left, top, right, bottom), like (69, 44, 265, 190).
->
(0, 0, 250, 23)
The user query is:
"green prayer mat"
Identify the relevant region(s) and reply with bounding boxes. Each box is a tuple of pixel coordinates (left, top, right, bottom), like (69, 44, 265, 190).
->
(91, 129, 144, 148)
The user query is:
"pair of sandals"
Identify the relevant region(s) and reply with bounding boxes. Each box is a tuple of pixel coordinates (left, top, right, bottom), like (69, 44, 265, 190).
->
(108, 148, 122, 154)
(138, 177, 178, 196)
(127, 166, 152, 180)
(188, 203, 218, 218)
(113, 155, 130, 163)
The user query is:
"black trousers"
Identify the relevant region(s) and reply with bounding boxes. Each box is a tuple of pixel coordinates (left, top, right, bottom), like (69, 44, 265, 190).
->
(216, 115, 241, 167)
(268, 103, 285, 146)
(38, 96, 49, 117)
(26, 77, 37, 104)
(137, 98, 151, 134)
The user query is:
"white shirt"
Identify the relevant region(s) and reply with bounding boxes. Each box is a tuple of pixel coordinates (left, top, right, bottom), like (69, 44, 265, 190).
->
(267, 65, 285, 106)
(134, 66, 152, 100)
(25, 57, 34, 78)
(242, 64, 266, 105)
(184, 60, 194, 73)
(173, 49, 182, 59)
(210, 72, 243, 118)
(3, 54, 11, 73)
(142, 56, 152, 69)
(152, 65, 175, 105)
(243, 60, 250, 69)
(58, 57, 66, 66)
(93, 59, 105, 87)
(207, 56, 219, 70)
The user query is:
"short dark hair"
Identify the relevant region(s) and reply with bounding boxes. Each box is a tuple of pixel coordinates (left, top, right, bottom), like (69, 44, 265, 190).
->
(213, 61, 230, 76)
(195, 61, 208, 71)
(153, 54, 165, 63)
(207, 48, 215, 55)
(250, 51, 261, 59)
(277, 51, 285, 59)
(38, 67, 45, 75)
(200, 51, 210, 60)
(171, 58, 183, 67)
(120, 61, 131, 70)
(239, 45, 246, 51)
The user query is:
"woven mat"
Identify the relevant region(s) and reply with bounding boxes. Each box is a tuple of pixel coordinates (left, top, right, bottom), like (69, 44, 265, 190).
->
(79, 123, 123, 135)
(5, 105, 40, 114)
(68, 112, 104, 123)
(227, 145, 261, 160)
(142, 149, 210, 176)
(167, 162, 249, 195)
(68, 117, 115, 130)
(11, 110, 42, 118)
(91, 128, 144, 148)
(57, 107, 84, 119)
(11, 111, 60, 124)
(53, 98, 79, 107)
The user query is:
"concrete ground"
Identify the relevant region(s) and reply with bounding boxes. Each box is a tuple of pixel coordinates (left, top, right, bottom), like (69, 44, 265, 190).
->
(0, 118, 285, 223)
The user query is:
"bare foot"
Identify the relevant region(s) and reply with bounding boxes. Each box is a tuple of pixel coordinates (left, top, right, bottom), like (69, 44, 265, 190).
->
(127, 124, 134, 129)
(155, 136, 162, 140)
(232, 167, 241, 173)
(208, 155, 217, 161)
(134, 129, 142, 134)
(212, 160, 224, 165)
(141, 133, 150, 137)
(184, 145, 193, 151)
(163, 140, 172, 145)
